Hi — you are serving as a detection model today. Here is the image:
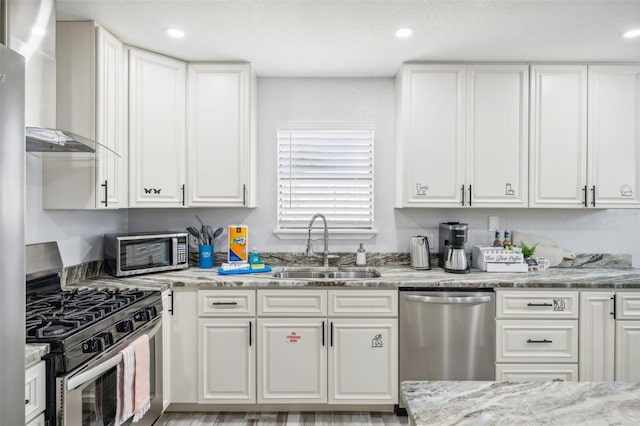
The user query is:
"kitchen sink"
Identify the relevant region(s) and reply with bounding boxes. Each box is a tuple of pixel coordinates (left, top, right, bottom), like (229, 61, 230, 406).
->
(273, 268, 381, 279)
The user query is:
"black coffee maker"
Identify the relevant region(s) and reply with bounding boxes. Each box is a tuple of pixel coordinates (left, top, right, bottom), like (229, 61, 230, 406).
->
(438, 222, 470, 274)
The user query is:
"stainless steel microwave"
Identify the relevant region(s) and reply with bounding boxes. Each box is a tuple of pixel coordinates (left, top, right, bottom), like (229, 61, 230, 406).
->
(104, 232, 189, 277)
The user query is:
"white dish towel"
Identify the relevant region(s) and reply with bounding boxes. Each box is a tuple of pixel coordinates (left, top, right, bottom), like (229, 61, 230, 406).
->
(115, 345, 135, 426)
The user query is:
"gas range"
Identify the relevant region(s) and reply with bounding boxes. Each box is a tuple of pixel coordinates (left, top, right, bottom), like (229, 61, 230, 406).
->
(26, 275, 162, 374)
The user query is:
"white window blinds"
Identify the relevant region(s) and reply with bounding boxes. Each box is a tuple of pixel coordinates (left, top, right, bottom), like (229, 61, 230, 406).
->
(277, 128, 374, 230)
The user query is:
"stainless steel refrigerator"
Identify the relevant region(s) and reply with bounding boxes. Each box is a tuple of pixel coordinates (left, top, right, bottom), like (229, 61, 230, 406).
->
(0, 41, 26, 425)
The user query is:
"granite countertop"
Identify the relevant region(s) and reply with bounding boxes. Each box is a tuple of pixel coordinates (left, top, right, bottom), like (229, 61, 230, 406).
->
(25, 344, 49, 368)
(401, 380, 640, 425)
(65, 264, 640, 292)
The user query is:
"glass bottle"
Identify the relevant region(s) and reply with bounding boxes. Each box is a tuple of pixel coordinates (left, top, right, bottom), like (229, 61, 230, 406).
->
(493, 231, 502, 247)
(502, 231, 511, 250)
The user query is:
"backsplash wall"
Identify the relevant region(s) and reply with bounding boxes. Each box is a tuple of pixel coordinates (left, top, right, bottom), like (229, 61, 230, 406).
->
(25, 77, 640, 266)
(128, 77, 640, 266)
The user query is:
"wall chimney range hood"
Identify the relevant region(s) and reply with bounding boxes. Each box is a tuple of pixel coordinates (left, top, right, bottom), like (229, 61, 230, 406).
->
(26, 127, 96, 153)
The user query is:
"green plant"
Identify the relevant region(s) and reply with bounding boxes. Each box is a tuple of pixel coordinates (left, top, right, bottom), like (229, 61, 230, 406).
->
(519, 240, 538, 258)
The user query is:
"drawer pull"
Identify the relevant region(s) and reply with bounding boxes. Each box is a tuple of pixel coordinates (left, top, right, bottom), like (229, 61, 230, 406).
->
(25, 399, 29, 405)
(212, 301, 238, 306)
(552, 378, 564, 382)
(527, 303, 552, 307)
(527, 339, 552, 344)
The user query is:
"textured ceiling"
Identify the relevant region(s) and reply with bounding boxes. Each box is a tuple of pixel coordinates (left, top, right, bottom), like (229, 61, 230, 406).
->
(56, 0, 640, 77)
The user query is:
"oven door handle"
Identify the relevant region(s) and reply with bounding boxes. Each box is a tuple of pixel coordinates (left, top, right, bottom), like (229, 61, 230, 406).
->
(66, 319, 162, 391)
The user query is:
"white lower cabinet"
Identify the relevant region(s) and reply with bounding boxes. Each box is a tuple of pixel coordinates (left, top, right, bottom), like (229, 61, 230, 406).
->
(495, 289, 579, 381)
(495, 363, 578, 382)
(328, 319, 397, 404)
(25, 361, 46, 424)
(615, 320, 640, 381)
(257, 318, 327, 403)
(25, 414, 45, 426)
(255, 289, 398, 406)
(169, 288, 198, 403)
(579, 291, 640, 381)
(199, 318, 255, 403)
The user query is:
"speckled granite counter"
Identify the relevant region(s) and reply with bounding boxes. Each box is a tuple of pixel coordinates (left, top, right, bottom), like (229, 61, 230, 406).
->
(401, 380, 640, 425)
(25, 344, 49, 368)
(65, 265, 640, 291)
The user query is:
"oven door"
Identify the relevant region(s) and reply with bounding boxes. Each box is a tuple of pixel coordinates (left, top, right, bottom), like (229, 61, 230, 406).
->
(58, 318, 163, 426)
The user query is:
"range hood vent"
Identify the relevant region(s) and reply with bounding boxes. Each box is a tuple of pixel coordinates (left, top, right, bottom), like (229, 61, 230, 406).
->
(26, 127, 96, 153)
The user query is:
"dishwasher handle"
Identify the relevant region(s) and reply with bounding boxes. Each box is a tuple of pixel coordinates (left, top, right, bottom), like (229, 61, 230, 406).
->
(404, 294, 492, 304)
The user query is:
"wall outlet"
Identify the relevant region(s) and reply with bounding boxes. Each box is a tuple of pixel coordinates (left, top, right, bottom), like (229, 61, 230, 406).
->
(425, 231, 436, 249)
(488, 216, 500, 231)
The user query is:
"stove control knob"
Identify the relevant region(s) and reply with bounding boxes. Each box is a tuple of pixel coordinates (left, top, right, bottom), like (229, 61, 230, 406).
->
(82, 338, 102, 353)
(134, 310, 150, 322)
(146, 306, 158, 319)
(100, 332, 114, 347)
(116, 320, 134, 332)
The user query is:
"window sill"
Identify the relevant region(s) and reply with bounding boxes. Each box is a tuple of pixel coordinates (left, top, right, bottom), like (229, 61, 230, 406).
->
(273, 228, 378, 240)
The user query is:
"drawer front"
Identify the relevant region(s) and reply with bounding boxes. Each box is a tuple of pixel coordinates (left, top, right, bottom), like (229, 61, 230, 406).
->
(25, 361, 46, 423)
(496, 290, 578, 318)
(328, 290, 398, 317)
(496, 320, 578, 363)
(199, 290, 255, 317)
(616, 292, 640, 319)
(258, 290, 327, 316)
(495, 363, 578, 382)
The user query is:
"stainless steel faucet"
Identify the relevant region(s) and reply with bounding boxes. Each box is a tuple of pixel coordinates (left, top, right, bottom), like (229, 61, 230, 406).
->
(305, 213, 333, 267)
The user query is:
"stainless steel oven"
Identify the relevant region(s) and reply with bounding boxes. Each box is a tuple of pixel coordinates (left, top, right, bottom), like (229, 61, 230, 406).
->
(58, 317, 163, 426)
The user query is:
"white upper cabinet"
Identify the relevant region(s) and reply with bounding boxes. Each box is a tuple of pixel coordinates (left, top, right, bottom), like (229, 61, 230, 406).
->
(529, 65, 588, 208)
(395, 63, 528, 207)
(128, 48, 187, 207)
(187, 64, 257, 207)
(466, 65, 529, 207)
(46, 22, 127, 209)
(396, 64, 466, 207)
(588, 66, 640, 208)
(530, 64, 640, 208)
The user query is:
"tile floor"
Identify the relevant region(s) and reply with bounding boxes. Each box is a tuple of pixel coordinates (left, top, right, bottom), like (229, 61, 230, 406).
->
(156, 411, 408, 425)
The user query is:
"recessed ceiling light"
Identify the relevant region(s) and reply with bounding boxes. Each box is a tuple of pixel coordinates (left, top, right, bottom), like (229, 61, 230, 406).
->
(395, 28, 414, 38)
(623, 28, 640, 38)
(165, 28, 185, 39)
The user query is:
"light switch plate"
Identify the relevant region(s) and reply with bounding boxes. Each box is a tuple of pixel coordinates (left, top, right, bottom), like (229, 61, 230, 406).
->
(488, 216, 499, 231)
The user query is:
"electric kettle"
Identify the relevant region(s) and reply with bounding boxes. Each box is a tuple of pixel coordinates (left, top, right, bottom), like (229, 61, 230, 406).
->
(410, 236, 432, 270)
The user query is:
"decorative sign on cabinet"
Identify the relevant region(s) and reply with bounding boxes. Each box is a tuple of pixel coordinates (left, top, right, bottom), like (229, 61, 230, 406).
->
(395, 63, 529, 208)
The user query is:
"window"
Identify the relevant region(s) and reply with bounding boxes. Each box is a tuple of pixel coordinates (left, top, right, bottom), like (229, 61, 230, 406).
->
(276, 126, 374, 235)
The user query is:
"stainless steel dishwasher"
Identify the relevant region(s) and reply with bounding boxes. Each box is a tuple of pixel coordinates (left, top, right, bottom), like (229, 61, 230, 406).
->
(398, 289, 495, 413)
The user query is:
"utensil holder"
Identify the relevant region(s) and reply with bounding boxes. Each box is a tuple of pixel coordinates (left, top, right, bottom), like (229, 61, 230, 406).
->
(199, 244, 213, 269)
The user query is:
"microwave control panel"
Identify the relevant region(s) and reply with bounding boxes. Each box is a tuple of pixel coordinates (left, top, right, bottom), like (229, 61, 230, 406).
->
(177, 237, 188, 264)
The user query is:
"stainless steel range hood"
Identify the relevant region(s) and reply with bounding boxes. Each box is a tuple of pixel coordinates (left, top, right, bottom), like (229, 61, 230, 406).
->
(26, 127, 96, 153)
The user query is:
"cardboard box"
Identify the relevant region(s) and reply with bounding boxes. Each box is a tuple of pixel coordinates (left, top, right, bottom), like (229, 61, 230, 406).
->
(228, 225, 248, 262)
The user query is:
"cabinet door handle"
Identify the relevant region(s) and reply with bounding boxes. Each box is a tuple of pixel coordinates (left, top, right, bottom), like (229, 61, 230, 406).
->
(25, 399, 29, 405)
(330, 322, 334, 347)
(212, 301, 238, 306)
(181, 184, 186, 206)
(611, 294, 617, 319)
(468, 185, 472, 206)
(242, 184, 246, 206)
(249, 321, 252, 346)
(582, 185, 588, 207)
(322, 321, 325, 346)
(591, 185, 596, 207)
(169, 290, 174, 316)
(101, 180, 108, 207)
(460, 185, 465, 206)
(527, 339, 552, 344)
(527, 302, 552, 307)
